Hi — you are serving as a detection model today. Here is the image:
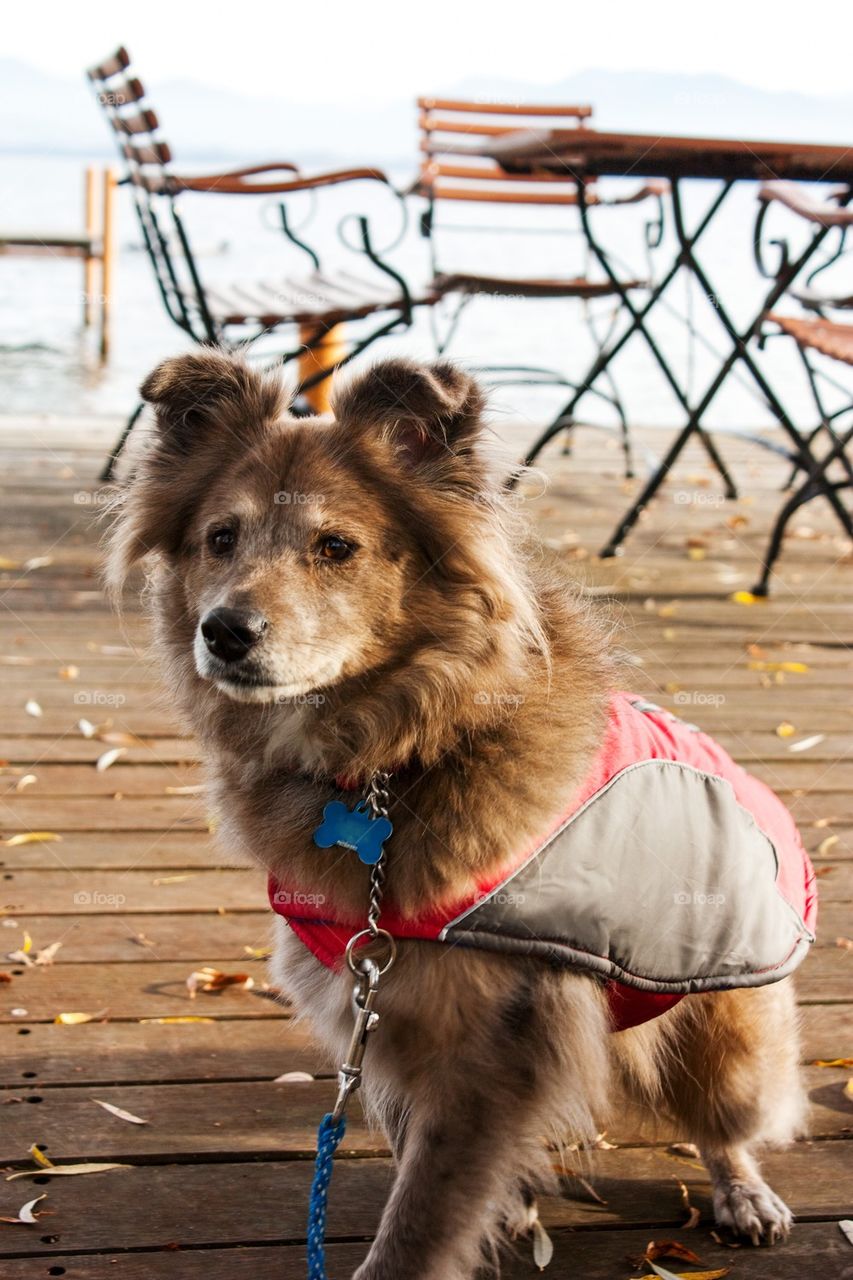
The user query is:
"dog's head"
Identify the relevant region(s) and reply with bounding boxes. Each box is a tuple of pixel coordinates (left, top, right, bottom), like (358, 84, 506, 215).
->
(109, 350, 527, 711)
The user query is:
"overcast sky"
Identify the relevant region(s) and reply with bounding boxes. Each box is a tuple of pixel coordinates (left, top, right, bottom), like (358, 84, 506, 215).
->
(7, 0, 853, 102)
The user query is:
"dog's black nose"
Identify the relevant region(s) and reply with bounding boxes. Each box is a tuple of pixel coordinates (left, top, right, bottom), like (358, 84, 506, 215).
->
(200, 608, 268, 663)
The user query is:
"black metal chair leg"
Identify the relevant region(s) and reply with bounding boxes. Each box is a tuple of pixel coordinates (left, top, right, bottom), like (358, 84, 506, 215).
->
(696, 428, 738, 498)
(100, 401, 145, 483)
(752, 480, 824, 597)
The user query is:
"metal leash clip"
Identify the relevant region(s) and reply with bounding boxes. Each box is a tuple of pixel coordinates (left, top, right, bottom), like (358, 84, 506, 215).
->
(331, 956, 382, 1123)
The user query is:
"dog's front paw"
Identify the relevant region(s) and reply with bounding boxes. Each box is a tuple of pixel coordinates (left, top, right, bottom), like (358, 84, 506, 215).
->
(713, 1179, 793, 1245)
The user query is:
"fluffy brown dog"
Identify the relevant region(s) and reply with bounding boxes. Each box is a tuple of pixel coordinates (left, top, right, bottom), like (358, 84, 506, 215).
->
(110, 350, 804, 1278)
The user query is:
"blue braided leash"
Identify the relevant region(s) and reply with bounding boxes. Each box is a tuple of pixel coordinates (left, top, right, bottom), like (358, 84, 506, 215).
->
(307, 1110, 348, 1280)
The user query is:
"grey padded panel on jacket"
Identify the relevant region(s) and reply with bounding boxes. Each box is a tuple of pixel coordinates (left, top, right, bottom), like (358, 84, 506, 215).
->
(440, 761, 813, 994)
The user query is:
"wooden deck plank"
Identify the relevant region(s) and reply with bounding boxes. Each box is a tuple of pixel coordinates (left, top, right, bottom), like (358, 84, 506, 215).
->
(0, 1007, 847, 1087)
(0, 1066, 850, 1163)
(0, 1144, 849, 1258)
(0, 901, 849, 967)
(3, 1225, 850, 1280)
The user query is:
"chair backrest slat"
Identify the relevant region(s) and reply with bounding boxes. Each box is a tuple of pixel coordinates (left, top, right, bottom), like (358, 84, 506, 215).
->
(87, 47, 216, 342)
(86, 47, 130, 81)
(416, 98, 592, 207)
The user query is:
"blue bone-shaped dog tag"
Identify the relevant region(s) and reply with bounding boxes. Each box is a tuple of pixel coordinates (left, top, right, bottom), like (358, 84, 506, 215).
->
(313, 800, 393, 865)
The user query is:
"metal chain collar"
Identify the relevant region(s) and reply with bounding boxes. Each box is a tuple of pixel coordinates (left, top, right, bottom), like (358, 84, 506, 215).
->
(332, 771, 396, 1124)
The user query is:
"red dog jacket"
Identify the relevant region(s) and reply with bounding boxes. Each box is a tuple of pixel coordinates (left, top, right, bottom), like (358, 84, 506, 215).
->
(270, 693, 817, 1031)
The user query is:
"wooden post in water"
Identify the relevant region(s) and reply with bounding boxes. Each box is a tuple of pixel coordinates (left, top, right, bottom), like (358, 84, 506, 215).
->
(297, 323, 347, 414)
(83, 166, 98, 328)
(99, 168, 117, 360)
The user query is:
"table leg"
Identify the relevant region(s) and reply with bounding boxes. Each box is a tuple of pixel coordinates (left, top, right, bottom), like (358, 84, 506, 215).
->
(597, 179, 852, 556)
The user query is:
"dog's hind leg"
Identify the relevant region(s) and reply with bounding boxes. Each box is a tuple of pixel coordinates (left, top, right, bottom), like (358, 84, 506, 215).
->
(641, 980, 803, 1245)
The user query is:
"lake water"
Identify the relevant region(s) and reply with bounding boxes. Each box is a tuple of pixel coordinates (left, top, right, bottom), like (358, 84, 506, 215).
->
(1, 152, 848, 437)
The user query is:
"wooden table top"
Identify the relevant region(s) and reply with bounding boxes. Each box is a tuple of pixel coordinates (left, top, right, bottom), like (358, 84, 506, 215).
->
(484, 127, 853, 184)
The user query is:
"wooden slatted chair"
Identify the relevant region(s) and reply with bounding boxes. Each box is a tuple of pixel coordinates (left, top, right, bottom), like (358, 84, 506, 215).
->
(412, 98, 668, 474)
(87, 48, 433, 479)
(752, 182, 853, 591)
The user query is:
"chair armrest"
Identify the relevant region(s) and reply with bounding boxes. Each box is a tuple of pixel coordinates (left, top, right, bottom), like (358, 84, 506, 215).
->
(598, 179, 670, 206)
(171, 165, 390, 196)
(758, 181, 853, 227)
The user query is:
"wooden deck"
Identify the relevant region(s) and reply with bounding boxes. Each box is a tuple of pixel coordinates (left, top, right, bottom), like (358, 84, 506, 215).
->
(0, 420, 850, 1278)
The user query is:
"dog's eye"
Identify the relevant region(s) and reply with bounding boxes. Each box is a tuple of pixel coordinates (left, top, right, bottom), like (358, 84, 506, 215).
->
(208, 526, 237, 557)
(318, 535, 354, 562)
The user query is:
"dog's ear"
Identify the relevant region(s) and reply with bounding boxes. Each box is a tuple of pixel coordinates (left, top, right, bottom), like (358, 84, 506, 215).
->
(140, 350, 284, 454)
(107, 351, 284, 590)
(332, 359, 486, 469)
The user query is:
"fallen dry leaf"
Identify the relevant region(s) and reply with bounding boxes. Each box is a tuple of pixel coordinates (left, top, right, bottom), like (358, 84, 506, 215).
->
(839, 1220, 853, 1245)
(273, 1071, 314, 1083)
(23, 556, 53, 572)
(789, 734, 825, 753)
(814, 866, 836, 878)
(0, 973, 12, 983)
(139, 1016, 216, 1024)
(844, 1080, 853, 1102)
(92, 1099, 148, 1125)
(14, 775, 37, 793)
(531, 1216, 553, 1270)
(58, 665, 79, 680)
(644, 1240, 702, 1264)
(0, 1193, 47, 1224)
(775, 721, 796, 738)
(34, 940, 62, 966)
(6, 1162, 131, 1181)
(648, 1266, 729, 1280)
(747, 660, 809, 674)
(95, 747, 126, 773)
(164, 784, 205, 796)
(187, 966, 254, 998)
(672, 1175, 701, 1228)
(813, 1058, 853, 1068)
(243, 945, 272, 960)
(98, 730, 149, 748)
(3, 832, 62, 847)
(24, 700, 42, 718)
(29, 1145, 53, 1168)
(668, 1143, 700, 1158)
(54, 1009, 108, 1025)
(731, 591, 765, 605)
(152, 874, 195, 886)
(818, 835, 840, 856)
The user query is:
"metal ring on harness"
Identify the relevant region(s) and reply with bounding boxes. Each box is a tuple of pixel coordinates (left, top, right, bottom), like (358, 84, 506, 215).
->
(345, 926, 397, 976)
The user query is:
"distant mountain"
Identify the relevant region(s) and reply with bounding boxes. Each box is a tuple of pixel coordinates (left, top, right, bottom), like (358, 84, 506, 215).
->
(1, 58, 850, 167)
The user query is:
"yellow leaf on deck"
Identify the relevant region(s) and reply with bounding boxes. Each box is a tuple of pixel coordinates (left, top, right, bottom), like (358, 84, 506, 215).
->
(28, 1144, 54, 1168)
(747, 660, 809, 674)
(3, 832, 62, 847)
(54, 1010, 107, 1025)
(844, 1079, 853, 1102)
(775, 722, 796, 738)
(731, 591, 765, 605)
(139, 1016, 216, 1024)
(152, 874, 195, 885)
(813, 1058, 853, 1068)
